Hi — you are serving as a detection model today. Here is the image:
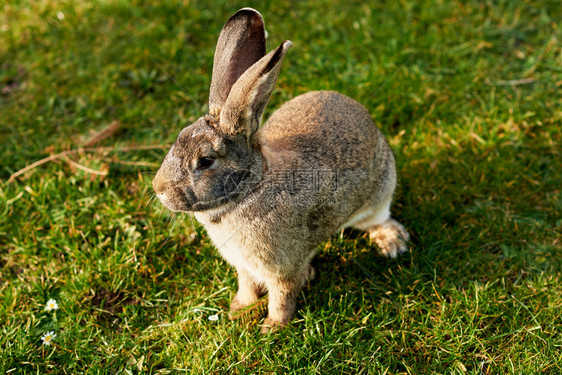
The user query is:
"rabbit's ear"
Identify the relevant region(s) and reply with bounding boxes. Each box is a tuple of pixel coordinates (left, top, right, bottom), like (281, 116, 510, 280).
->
(209, 8, 266, 116)
(220, 41, 292, 144)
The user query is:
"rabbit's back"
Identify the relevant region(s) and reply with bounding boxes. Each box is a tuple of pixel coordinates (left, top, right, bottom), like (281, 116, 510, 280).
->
(260, 91, 386, 171)
(258, 90, 397, 232)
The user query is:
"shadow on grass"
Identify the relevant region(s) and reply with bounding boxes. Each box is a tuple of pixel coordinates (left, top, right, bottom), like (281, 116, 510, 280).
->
(299, 135, 560, 320)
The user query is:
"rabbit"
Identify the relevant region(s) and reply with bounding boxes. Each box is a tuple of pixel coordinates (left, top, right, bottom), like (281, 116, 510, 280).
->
(152, 8, 409, 333)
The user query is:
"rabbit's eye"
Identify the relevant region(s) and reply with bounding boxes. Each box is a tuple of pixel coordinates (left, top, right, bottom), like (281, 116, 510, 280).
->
(196, 157, 215, 171)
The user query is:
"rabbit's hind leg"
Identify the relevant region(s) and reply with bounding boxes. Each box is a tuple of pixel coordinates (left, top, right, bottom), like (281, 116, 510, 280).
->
(349, 199, 409, 258)
(367, 218, 409, 258)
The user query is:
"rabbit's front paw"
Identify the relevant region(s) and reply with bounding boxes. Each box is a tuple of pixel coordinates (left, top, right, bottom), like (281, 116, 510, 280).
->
(229, 295, 249, 315)
(369, 219, 409, 258)
(230, 290, 263, 316)
(260, 317, 285, 334)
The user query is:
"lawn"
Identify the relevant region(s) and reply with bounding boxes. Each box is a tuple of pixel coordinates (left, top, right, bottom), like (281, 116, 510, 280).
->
(1, 0, 561, 373)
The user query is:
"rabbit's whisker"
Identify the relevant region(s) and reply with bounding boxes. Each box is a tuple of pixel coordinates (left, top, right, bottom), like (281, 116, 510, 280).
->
(186, 213, 200, 242)
(158, 212, 178, 250)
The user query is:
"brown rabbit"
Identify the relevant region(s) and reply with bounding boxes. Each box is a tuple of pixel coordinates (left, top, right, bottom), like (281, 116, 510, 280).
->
(153, 8, 409, 333)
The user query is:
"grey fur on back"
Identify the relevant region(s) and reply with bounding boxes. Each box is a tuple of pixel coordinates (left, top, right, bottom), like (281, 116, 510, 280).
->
(257, 90, 396, 242)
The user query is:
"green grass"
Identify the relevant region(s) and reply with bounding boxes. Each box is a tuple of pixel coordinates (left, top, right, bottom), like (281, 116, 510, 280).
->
(1, 0, 561, 373)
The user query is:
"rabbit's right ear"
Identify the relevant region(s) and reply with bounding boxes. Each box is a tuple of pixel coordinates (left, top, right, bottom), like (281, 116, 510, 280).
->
(219, 41, 292, 146)
(209, 8, 266, 116)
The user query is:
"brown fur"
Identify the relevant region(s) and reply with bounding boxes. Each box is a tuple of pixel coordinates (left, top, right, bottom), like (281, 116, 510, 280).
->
(153, 8, 409, 333)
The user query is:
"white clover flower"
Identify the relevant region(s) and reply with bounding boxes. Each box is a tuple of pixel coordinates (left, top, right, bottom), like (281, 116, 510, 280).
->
(208, 314, 219, 321)
(41, 331, 57, 346)
(44, 298, 59, 312)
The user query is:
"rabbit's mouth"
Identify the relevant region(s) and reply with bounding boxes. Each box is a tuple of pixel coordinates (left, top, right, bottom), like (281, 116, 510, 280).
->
(190, 196, 233, 212)
(157, 191, 232, 213)
(156, 192, 183, 212)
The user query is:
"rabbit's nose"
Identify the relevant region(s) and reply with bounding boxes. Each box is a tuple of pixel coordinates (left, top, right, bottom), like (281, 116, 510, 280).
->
(152, 172, 167, 194)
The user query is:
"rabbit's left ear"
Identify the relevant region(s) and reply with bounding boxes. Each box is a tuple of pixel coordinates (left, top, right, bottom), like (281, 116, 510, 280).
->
(220, 41, 292, 144)
(209, 8, 266, 116)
